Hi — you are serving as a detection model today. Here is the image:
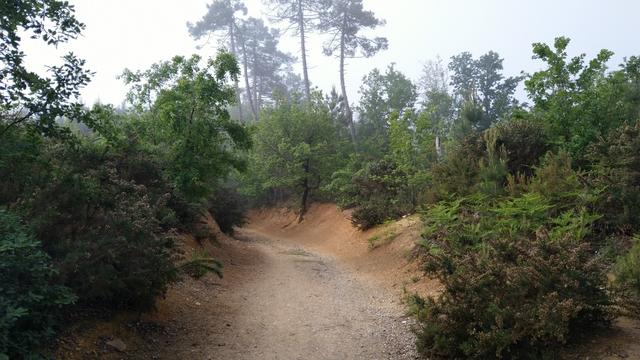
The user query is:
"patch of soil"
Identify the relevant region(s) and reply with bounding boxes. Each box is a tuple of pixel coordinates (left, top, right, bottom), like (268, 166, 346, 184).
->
(246, 203, 439, 298)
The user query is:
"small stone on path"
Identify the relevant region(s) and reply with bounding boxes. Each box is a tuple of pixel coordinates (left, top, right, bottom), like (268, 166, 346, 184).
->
(106, 338, 127, 352)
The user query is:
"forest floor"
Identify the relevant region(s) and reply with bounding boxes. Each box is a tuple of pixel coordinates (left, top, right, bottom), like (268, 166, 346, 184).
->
(55, 204, 640, 360)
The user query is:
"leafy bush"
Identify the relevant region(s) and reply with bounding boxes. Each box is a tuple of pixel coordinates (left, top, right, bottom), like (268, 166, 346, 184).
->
(23, 142, 176, 311)
(528, 151, 599, 213)
(324, 155, 362, 209)
(208, 185, 248, 235)
(417, 193, 613, 358)
(351, 205, 390, 230)
(431, 120, 549, 200)
(494, 119, 550, 177)
(477, 128, 509, 197)
(614, 235, 640, 318)
(0, 209, 76, 359)
(588, 120, 640, 232)
(350, 159, 412, 229)
(0, 129, 49, 206)
(430, 132, 485, 197)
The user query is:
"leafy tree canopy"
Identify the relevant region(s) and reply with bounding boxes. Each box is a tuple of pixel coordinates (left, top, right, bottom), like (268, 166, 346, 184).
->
(121, 53, 251, 200)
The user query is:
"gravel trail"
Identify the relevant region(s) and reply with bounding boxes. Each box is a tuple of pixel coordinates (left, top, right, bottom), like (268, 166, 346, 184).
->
(148, 227, 418, 360)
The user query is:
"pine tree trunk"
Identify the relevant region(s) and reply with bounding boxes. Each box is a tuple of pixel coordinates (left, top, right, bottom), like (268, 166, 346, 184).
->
(339, 14, 356, 145)
(298, 0, 311, 101)
(229, 23, 243, 122)
(252, 44, 259, 120)
(240, 37, 258, 122)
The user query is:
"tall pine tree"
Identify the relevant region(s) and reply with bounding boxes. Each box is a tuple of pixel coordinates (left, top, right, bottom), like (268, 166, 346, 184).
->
(319, 0, 388, 145)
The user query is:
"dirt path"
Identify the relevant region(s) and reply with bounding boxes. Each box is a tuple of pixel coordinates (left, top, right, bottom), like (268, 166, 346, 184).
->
(139, 227, 418, 360)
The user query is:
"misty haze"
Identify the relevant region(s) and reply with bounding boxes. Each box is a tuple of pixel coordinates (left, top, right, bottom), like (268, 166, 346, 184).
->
(2, 1, 640, 359)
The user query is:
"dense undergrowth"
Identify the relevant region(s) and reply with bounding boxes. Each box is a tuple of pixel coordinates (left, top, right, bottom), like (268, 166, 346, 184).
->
(403, 55, 640, 357)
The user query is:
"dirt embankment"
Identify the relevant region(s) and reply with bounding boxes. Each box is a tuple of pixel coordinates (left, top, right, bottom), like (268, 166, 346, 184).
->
(245, 204, 437, 298)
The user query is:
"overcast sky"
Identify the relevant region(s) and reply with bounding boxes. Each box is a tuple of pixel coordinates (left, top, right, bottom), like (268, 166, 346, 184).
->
(23, 0, 640, 107)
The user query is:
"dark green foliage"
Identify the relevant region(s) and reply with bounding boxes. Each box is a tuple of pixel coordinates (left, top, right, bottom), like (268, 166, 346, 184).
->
(527, 152, 597, 213)
(24, 142, 177, 311)
(244, 95, 342, 218)
(324, 155, 362, 209)
(357, 65, 417, 159)
(430, 132, 485, 197)
(121, 53, 251, 201)
(614, 236, 640, 318)
(0, 209, 76, 359)
(526, 37, 640, 161)
(588, 121, 640, 232)
(1, 0, 251, 354)
(477, 128, 509, 197)
(449, 51, 522, 130)
(494, 119, 550, 177)
(350, 159, 412, 229)
(417, 191, 612, 358)
(429, 119, 550, 200)
(0, 129, 49, 206)
(208, 185, 248, 235)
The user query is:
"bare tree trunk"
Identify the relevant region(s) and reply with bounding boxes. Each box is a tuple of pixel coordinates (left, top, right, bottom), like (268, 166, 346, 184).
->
(229, 23, 243, 122)
(252, 44, 260, 120)
(339, 15, 356, 145)
(298, 0, 311, 101)
(298, 159, 310, 223)
(240, 37, 259, 122)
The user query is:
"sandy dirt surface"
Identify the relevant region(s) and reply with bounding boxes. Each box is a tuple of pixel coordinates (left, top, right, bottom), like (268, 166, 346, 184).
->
(144, 225, 418, 359)
(177, 229, 419, 360)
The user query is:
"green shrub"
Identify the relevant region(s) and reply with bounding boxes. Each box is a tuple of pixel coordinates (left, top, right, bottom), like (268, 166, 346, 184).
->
(24, 143, 177, 311)
(324, 155, 362, 209)
(431, 120, 549, 200)
(494, 119, 550, 177)
(477, 128, 509, 197)
(614, 235, 640, 318)
(528, 151, 598, 212)
(352, 204, 390, 230)
(0, 129, 49, 206)
(99, 134, 202, 234)
(0, 209, 76, 359)
(350, 159, 412, 229)
(430, 132, 484, 197)
(417, 193, 612, 358)
(208, 185, 248, 235)
(588, 121, 640, 232)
